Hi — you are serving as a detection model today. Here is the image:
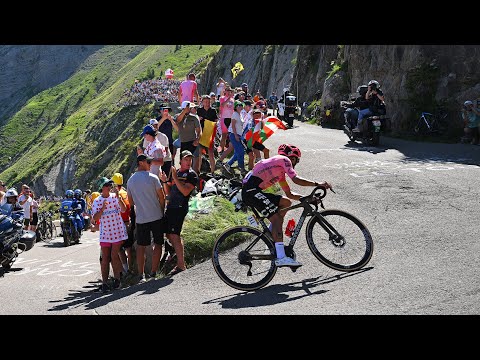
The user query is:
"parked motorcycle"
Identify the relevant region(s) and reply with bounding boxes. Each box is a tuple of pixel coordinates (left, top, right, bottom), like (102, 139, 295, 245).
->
(277, 90, 298, 128)
(0, 203, 36, 271)
(341, 100, 387, 146)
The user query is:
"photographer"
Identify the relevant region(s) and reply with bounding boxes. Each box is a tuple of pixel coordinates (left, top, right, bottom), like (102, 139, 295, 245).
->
(353, 79, 385, 132)
(461, 100, 480, 145)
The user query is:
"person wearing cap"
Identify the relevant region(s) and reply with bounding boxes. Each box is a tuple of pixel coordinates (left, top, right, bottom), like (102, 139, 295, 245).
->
(138, 124, 165, 178)
(112, 172, 132, 276)
(159, 150, 198, 275)
(144, 119, 173, 185)
(176, 100, 202, 159)
(461, 100, 480, 145)
(178, 73, 200, 105)
(157, 104, 179, 167)
(241, 83, 251, 99)
(196, 94, 219, 174)
(92, 176, 128, 292)
(84, 189, 93, 217)
(127, 153, 167, 282)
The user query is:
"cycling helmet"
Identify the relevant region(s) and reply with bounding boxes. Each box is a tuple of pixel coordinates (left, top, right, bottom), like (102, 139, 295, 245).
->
(5, 188, 18, 198)
(464, 100, 473, 106)
(368, 80, 380, 88)
(65, 189, 74, 198)
(74, 189, 83, 199)
(278, 144, 302, 159)
(112, 172, 123, 186)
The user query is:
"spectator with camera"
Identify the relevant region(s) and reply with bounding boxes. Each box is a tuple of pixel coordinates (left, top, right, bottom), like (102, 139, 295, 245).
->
(461, 100, 480, 145)
(353, 79, 385, 132)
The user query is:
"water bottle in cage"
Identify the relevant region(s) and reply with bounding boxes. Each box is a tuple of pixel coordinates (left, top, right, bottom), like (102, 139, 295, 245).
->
(285, 218, 296, 237)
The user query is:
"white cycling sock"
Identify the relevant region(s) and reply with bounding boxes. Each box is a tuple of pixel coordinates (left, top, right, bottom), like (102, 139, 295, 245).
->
(275, 242, 285, 259)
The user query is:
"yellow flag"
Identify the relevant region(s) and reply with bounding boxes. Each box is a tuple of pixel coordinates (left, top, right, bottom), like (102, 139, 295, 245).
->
(231, 62, 244, 79)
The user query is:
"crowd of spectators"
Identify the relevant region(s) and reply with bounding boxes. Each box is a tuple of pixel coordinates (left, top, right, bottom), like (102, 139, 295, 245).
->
(116, 78, 182, 108)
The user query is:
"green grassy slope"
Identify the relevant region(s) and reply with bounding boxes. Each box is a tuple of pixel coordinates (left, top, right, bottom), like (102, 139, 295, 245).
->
(0, 45, 220, 190)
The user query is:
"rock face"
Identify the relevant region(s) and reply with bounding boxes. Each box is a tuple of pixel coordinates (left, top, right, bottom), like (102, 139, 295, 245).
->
(292, 45, 480, 133)
(0, 45, 103, 124)
(201, 45, 299, 99)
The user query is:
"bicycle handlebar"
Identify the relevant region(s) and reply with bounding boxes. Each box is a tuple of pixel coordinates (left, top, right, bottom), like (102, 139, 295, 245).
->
(298, 185, 335, 204)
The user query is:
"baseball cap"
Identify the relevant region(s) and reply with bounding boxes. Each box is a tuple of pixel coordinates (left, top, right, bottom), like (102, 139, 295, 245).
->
(137, 153, 154, 163)
(253, 109, 263, 115)
(464, 100, 473, 106)
(243, 100, 253, 106)
(180, 150, 193, 159)
(179, 100, 198, 110)
(241, 83, 248, 87)
(149, 118, 159, 126)
(140, 124, 157, 138)
(209, 92, 216, 97)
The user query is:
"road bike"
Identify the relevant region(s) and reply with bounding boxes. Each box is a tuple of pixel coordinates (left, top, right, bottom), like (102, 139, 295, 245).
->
(211, 186, 374, 291)
(35, 210, 57, 243)
(414, 109, 448, 136)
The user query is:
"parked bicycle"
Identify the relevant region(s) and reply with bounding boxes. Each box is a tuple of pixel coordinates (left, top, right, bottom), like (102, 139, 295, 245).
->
(35, 210, 57, 243)
(414, 109, 448, 136)
(212, 186, 374, 291)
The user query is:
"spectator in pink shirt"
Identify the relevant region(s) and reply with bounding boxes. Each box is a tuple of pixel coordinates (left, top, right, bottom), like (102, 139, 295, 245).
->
(178, 73, 200, 105)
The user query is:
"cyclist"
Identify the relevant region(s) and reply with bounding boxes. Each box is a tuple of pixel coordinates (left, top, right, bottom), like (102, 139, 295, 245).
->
(241, 144, 333, 267)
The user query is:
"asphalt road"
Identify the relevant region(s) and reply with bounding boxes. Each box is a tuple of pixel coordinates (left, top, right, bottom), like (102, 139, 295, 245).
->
(2, 120, 480, 315)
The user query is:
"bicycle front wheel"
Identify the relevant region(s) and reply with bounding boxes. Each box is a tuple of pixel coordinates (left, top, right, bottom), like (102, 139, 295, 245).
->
(306, 210, 373, 272)
(212, 226, 277, 291)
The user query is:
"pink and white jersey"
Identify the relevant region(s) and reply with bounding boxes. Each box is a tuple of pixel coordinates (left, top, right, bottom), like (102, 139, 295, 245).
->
(244, 155, 297, 190)
(179, 80, 197, 102)
(219, 95, 234, 119)
(92, 194, 128, 243)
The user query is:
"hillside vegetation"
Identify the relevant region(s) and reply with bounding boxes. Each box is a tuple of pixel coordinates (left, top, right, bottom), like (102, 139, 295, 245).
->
(0, 45, 220, 191)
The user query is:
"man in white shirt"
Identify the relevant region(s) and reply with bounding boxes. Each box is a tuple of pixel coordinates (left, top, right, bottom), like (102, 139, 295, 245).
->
(18, 184, 33, 229)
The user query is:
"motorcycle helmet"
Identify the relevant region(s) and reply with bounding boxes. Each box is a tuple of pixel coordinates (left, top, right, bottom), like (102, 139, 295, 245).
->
(368, 80, 380, 89)
(74, 189, 83, 199)
(65, 189, 74, 198)
(357, 85, 368, 97)
(278, 144, 302, 159)
(112, 172, 123, 186)
(5, 188, 18, 203)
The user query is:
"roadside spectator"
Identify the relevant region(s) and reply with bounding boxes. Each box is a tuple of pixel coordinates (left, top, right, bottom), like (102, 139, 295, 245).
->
(157, 105, 179, 166)
(178, 73, 200, 105)
(0, 180, 6, 205)
(461, 100, 480, 145)
(112, 172, 132, 276)
(92, 177, 128, 293)
(137, 124, 165, 178)
(218, 87, 235, 153)
(84, 189, 93, 217)
(196, 95, 218, 174)
(127, 154, 166, 282)
(223, 101, 246, 176)
(216, 77, 226, 98)
(244, 109, 270, 170)
(146, 118, 173, 187)
(159, 150, 198, 275)
(29, 192, 39, 232)
(176, 100, 202, 157)
(18, 184, 33, 230)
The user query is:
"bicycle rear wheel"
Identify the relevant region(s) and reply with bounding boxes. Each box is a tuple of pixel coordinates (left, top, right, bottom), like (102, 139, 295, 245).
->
(212, 226, 277, 291)
(306, 210, 373, 272)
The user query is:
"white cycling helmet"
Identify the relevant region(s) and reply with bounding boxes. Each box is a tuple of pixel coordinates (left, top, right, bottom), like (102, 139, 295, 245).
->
(464, 100, 473, 106)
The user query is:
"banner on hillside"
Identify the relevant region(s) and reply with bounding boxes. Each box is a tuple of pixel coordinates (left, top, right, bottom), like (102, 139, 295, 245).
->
(231, 62, 244, 79)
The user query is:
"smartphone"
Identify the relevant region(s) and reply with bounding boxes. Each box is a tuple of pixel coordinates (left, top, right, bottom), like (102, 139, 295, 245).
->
(163, 109, 169, 115)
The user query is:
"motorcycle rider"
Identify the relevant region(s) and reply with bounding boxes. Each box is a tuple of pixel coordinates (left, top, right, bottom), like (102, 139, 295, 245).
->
(3, 188, 25, 220)
(353, 80, 385, 132)
(345, 85, 369, 129)
(74, 189, 87, 232)
(59, 189, 83, 237)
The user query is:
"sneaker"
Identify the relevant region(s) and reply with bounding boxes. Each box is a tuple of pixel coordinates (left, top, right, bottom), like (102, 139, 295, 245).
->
(274, 256, 303, 268)
(112, 278, 121, 290)
(100, 283, 110, 293)
(223, 163, 233, 174)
